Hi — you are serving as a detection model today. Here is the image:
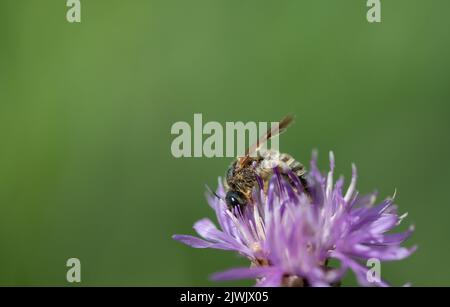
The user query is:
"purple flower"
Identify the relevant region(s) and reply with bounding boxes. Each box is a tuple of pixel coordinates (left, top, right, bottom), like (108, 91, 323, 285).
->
(173, 152, 416, 287)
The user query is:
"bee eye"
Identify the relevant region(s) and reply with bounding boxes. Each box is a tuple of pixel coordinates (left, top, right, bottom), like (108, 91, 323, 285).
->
(225, 191, 246, 209)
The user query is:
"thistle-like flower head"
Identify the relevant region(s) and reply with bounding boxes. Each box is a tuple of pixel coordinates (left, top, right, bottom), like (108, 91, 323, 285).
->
(173, 152, 416, 286)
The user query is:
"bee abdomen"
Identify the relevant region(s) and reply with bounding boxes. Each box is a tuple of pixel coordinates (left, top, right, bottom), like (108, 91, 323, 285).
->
(279, 153, 306, 177)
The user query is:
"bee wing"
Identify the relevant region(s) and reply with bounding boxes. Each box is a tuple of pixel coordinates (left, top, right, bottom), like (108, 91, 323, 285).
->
(238, 115, 294, 167)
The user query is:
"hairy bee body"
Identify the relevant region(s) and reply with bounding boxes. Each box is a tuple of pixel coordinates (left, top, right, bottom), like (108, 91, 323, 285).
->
(225, 149, 307, 208)
(222, 115, 307, 209)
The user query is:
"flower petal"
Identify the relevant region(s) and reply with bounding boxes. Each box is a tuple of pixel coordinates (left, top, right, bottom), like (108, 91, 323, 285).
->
(211, 267, 277, 281)
(172, 235, 215, 248)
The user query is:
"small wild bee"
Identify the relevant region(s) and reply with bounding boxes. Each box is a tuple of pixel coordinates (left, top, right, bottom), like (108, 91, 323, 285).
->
(224, 115, 309, 210)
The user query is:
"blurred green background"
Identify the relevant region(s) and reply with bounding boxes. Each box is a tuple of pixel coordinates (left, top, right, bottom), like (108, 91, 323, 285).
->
(0, 0, 449, 286)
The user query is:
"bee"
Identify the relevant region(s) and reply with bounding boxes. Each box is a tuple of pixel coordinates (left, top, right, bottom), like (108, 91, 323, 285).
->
(224, 115, 309, 210)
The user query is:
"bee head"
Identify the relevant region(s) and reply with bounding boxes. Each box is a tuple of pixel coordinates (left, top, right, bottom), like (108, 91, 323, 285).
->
(225, 190, 247, 210)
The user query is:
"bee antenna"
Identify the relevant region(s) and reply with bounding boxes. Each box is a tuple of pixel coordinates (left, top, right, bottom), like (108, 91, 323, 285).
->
(205, 184, 224, 202)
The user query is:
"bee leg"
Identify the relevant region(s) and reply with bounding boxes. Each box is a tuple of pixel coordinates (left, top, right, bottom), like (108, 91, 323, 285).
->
(299, 174, 312, 197)
(282, 171, 311, 198)
(248, 191, 259, 209)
